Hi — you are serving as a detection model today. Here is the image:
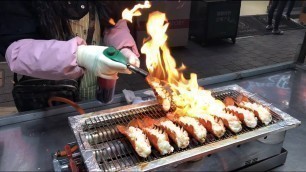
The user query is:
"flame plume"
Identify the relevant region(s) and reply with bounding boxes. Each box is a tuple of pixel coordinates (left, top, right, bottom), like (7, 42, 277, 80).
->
(141, 11, 224, 117)
(122, 0, 151, 23)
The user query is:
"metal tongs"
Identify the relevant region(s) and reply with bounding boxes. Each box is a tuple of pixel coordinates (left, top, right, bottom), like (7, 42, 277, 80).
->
(103, 47, 148, 77)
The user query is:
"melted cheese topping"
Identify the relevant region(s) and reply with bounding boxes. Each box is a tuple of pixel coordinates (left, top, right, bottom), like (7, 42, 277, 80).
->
(215, 111, 242, 133)
(160, 120, 190, 148)
(226, 106, 258, 128)
(197, 114, 225, 138)
(179, 116, 207, 143)
(146, 128, 174, 155)
(127, 126, 151, 158)
(241, 102, 272, 125)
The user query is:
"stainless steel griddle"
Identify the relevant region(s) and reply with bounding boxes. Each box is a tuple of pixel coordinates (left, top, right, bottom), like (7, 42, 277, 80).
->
(68, 85, 301, 171)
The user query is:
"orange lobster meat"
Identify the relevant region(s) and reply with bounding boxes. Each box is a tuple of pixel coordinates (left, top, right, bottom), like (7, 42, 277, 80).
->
(136, 116, 174, 155)
(236, 95, 272, 125)
(223, 97, 258, 128)
(154, 117, 190, 149)
(116, 119, 151, 158)
(213, 110, 242, 133)
(167, 113, 207, 143)
(195, 115, 226, 138)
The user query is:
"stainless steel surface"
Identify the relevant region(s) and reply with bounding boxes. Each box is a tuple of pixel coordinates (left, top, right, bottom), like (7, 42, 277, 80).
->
(0, 69, 305, 171)
(209, 69, 306, 171)
(197, 61, 294, 86)
(127, 64, 148, 77)
(0, 112, 75, 171)
(163, 132, 286, 171)
(52, 131, 287, 172)
(68, 85, 300, 171)
(0, 98, 128, 127)
(237, 148, 288, 172)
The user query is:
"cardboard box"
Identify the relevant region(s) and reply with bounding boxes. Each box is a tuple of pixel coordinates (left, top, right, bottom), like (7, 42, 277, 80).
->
(135, 1, 191, 47)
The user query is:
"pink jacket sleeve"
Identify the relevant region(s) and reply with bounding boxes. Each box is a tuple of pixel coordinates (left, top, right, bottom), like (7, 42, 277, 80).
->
(5, 37, 86, 80)
(103, 19, 140, 57)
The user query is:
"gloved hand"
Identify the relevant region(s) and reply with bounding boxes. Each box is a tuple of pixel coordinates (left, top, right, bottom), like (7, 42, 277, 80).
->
(120, 48, 140, 74)
(104, 20, 140, 56)
(104, 19, 141, 74)
(77, 45, 127, 79)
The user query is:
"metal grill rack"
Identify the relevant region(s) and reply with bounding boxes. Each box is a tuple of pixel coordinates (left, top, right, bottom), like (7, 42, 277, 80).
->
(78, 89, 283, 171)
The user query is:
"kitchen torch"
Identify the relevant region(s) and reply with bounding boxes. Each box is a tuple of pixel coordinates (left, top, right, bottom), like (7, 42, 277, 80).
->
(97, 47, 148, 103)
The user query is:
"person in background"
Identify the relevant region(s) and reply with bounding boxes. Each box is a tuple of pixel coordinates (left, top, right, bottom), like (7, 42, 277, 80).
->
(0, 1, 140, 111)
(284, 0, 297, 20)
(267, 0, 273, 13)
(266, 0, 289, 35)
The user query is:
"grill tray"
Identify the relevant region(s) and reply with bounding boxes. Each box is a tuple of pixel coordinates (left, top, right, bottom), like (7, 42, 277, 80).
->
(69, 85, 300, 171)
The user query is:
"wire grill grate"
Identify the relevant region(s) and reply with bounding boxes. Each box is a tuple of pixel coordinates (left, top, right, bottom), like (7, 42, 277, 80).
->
(81, 89, 283, 171)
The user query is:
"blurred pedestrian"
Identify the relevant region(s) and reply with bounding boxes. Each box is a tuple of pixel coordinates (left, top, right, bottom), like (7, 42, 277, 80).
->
(284, 0, 296, 20)
(267, 0, 273, 13)
(266, 0, 289, 35)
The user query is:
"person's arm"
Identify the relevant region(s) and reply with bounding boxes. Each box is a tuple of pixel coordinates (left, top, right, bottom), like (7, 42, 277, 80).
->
(6, 36, 128, 80)
(5, 37, 86, 80)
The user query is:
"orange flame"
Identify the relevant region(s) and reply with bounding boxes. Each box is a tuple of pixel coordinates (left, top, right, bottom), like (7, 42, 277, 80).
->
(108, 18, 116, 26)
(122, 0, 151, 23)
(141, 11, 224, 117)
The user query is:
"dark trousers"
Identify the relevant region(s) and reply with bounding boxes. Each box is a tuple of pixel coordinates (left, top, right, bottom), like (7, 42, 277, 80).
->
(286, 0, 296, 17)
(268, 0, 289, 30)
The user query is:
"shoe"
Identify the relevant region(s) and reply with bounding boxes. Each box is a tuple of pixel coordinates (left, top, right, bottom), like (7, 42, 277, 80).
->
(272, 29, 284, 35)
(283, 15, 290, 20)
(266, 25, 273, 30)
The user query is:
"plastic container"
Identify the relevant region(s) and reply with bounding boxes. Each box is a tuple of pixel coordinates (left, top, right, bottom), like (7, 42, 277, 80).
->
(96, 77, 117, 103)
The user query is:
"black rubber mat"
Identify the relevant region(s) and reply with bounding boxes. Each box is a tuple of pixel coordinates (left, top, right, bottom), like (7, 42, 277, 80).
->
(254, 14, 305, 30)
(238, 14, 305, 37)
(238, 16, 266, 37)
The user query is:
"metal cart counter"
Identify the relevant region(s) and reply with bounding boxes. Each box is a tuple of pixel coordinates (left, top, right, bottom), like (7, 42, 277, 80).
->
(0, 68, 305, 171)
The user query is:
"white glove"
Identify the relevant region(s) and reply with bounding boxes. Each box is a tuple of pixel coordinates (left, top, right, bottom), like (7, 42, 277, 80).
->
(77, 45, 127, 79)
(120, 48, 140, 74)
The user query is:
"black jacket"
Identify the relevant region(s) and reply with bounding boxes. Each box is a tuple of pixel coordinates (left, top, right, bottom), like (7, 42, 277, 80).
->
(0, 1, 135, 61)
(0, 1, 39, 59)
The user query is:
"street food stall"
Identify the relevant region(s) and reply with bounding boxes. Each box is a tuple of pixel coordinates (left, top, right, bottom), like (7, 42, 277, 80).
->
(0, 1, 305, 172)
